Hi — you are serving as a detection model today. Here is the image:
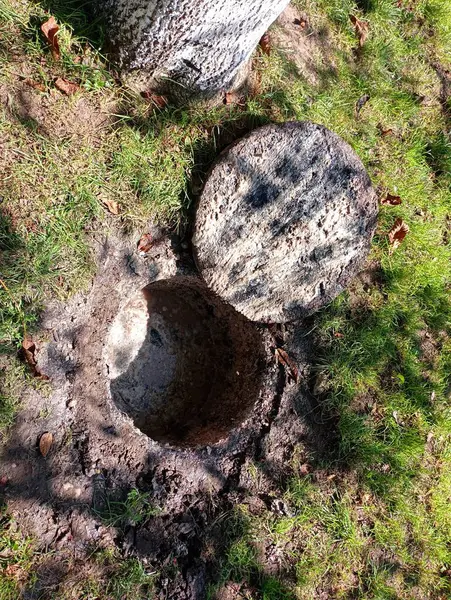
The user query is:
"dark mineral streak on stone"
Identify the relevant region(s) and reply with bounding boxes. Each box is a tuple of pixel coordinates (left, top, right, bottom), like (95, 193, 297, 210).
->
(94, 0, 290, 99)
(192, 121, 378, 323)
(105, 277, 264, 447)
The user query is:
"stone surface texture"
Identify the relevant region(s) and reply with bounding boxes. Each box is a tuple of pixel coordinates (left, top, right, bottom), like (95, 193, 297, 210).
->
(193, 121, 378, 323)
(95, 0, 289, 98)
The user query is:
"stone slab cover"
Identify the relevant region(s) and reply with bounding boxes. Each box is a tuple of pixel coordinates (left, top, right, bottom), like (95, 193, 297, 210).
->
(193, 121, 378, 323)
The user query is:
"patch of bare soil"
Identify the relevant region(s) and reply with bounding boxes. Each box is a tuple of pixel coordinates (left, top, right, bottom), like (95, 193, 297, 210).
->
(271, 4, 337, 87)
(418, 328, 441, 368)
(0, 78, 115, 142)
(0, 227, 334, 599)
(346, 260, 385, 317)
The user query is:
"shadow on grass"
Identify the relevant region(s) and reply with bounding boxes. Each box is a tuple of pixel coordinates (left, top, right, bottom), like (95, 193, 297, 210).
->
(38, 0, 106, 48)
(307, 265, 451, 500)
(1, 3, 450, 598)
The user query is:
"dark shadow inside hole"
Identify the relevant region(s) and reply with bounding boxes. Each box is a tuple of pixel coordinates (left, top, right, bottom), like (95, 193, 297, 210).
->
(107, 277, 264, 447)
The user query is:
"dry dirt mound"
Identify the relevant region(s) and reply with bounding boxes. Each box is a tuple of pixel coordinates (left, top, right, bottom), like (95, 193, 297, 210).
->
(0, 230, 331, 598)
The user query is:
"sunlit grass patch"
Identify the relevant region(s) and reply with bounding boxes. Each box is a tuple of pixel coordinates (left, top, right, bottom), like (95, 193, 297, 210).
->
(0, 514, 37, 600)
(0, 0, 450, 597)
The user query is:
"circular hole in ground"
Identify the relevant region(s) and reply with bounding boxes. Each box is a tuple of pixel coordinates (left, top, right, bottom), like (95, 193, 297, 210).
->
(105, 277, 264, 447)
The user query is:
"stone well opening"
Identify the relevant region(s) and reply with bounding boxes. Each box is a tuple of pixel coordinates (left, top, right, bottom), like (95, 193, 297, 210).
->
(104, 277, 264, 447)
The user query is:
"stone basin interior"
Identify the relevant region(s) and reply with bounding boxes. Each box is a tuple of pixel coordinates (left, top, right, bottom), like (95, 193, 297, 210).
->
(105, 277, 264, 447)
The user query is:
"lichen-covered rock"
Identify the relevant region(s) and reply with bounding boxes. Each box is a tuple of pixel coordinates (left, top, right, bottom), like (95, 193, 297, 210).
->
(193, 121, 378, 323)
(95, 0, 289, 99)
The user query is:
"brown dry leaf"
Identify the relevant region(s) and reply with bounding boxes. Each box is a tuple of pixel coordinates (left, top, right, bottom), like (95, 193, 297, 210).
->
(378, 125, 394, 136)
(152, 94, 168, 109)
(102, 198, 120, 215)
(381, 193, 402, 206)
(294, 17, 307, 28)
(137, 233, 153, 254)
(275, 347, 299, 383)
(4, 564, 26, 582)
(350, 14, 369, 47)
(259, 32, 271, 55)
(39, 432, 53, 457)
(334, 332, 345, 339)
(21, 335, 49, 379)
(299, 463, 311, 476)
(41, 16, 60, 60)
(388, 218, 409, 253)
(224, 91, 238, 105)
(24, 78, 46, 93)
(54, 77, 80, 96)
(22, 334, 35, 353)
(140, 91, 168, 109)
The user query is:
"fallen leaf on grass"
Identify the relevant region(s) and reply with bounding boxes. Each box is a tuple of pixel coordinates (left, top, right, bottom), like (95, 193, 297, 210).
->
(299, 463, 311, 476)
(140, 91, 168, 108)
(378, 125, 394, 136)
(4, 564, 26, 582)
(41, 16, 60, 60)
(39, 432, 53, 457)
(381, 193, 402, 206)
(259, 32, 271, 55)
(24, 78, 46, 92)
(355, 93, 370, 115)
(224, 91, 245, 106)
(54, 77, 79, 95)
(137, 233, 153, 254)
(294, 17, 307, 28)
(224, 91, 237, 105)
(275, 347, 299, 383)
(388, 218, 409, 253)
(350, 14, 369, 47)
(21, 335, 49, 379)
(102, 198, 120, 215)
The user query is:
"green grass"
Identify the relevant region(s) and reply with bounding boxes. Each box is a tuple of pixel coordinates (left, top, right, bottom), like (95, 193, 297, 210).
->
(0, 512, 156, 600)
(61, 551, 157, 600)
(95, 487, 160, 529)
(0, 513, 37, 600)
(0, 0, 451, 597)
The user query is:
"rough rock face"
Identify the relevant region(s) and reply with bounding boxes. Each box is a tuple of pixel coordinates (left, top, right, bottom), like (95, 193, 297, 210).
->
(193, 121, 378, 323)
(95, 0, 289, 98)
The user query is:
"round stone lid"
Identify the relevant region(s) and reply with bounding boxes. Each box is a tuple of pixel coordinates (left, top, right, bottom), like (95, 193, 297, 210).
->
(193, 121, 378, 323)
